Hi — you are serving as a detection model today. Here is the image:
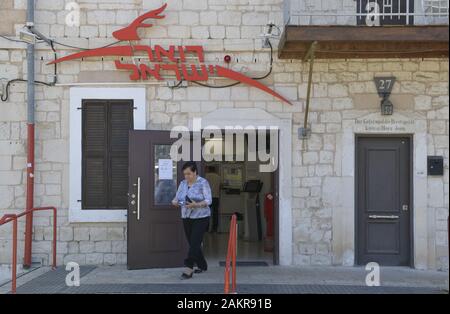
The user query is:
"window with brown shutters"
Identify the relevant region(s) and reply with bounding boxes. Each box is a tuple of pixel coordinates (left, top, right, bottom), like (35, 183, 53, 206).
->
(82, 99, 133, 209)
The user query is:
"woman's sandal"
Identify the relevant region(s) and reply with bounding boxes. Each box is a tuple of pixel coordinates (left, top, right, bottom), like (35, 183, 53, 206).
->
(180, 267, 194, 279)
(180, 272, 193, 279)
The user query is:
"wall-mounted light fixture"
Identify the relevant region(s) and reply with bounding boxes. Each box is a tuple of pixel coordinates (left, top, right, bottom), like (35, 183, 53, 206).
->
(380, 98, 394, 115)
(19, 28, 37, 44)
(20, 24, 53, 46)
(374, 76, 396, 116)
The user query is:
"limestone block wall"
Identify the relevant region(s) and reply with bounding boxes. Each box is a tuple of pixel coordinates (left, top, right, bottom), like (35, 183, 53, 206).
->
(287, 0, 358, 25)
(0, 0, 448, 270)
(0, 1, 26, 36)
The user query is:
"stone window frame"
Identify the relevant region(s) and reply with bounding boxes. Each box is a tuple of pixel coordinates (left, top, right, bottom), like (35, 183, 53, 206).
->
(200, 108, 293, 266)
(69, 87, 146, 223)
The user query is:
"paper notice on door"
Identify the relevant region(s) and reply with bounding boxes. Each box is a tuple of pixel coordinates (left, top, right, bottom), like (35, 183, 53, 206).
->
(158, 159, 173, 180)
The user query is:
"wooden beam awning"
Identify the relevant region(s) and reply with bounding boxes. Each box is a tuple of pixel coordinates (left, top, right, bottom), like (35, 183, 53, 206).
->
(278, 25, 449, 59)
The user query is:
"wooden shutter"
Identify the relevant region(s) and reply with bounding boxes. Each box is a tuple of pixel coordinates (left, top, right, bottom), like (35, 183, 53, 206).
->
(82, 100, 108, 209)
(109, 100, 133, 208)
(82, 99, 133, 209)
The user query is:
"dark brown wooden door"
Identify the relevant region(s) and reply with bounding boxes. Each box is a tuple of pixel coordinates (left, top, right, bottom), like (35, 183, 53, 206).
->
(272, 133, 280, 266)
(127, 130, 187, 269)
(357, 137, 411, 266)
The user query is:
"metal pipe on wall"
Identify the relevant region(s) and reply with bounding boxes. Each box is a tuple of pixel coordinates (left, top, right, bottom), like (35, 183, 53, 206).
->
(23, 0, 35, 268)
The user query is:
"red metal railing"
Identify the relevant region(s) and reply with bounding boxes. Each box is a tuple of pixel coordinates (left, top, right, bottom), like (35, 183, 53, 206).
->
(224, 214, 237, 294)
(0, 206, 57, 293)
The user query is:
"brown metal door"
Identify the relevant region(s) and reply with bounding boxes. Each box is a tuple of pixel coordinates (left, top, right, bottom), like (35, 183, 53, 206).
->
(272, 130, 280, 265)
(357, 137, 411, 266)
(272, 165, 279, 265)
(127, 130, 187, 269)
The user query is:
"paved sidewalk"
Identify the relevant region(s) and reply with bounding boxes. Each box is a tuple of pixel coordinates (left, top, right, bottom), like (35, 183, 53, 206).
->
(1, 264, 448, 294)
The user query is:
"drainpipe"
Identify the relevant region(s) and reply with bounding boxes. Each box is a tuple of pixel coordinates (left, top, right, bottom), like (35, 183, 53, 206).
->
(298, 41, 317, 139)
(23, 0, 35, 268)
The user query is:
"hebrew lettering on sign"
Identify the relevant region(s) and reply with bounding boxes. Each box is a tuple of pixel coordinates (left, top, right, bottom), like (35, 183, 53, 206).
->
(49, 3, 292, 105)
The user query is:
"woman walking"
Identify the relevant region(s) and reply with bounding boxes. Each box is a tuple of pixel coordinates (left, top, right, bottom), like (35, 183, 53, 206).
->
(172, 161, 212, 279)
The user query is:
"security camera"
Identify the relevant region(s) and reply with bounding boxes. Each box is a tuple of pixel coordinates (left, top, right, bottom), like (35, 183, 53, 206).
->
(260, 21, 281, 48)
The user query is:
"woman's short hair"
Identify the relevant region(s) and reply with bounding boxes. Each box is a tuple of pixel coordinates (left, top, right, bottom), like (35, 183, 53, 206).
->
(182, 161, 198, 174)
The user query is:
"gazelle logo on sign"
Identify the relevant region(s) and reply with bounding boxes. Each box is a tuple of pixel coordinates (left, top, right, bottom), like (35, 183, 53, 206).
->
(49, 3, 292, 105)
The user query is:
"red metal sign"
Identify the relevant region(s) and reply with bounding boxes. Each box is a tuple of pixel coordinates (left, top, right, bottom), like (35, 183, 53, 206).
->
(49, 3, 292, 105)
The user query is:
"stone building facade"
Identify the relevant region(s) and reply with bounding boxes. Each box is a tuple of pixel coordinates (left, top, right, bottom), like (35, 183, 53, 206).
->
(0, 0, 448, 271)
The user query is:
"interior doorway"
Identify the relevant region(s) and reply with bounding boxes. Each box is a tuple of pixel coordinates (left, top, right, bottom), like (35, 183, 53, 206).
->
(201, 130, 278, 266)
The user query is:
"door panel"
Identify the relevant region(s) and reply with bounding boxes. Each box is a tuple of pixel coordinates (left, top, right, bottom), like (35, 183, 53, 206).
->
(357, 137, 411, 266)
(366, 148, 397, 212)
(272, 131, 280, 265)
(128, 130, 187, 269)
(366, 221, 400, 254)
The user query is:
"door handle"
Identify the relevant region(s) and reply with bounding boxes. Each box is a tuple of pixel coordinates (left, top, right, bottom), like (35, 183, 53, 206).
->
(136, 177, 141, 221)
(369, 215, 399, 219)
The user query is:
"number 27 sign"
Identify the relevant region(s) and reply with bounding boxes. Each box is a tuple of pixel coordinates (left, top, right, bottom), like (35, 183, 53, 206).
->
(374, 76, 396, 98)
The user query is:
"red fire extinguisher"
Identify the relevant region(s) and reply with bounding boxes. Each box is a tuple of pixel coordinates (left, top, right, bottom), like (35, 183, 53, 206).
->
(264, 192, 274, 252)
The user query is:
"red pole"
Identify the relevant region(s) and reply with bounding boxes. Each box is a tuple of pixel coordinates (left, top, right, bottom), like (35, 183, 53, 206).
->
(224, 214, 238, 294)
(12, 216, 18, 294)
(1, 207, 56, 293)
(23, 124, 35, 268)
(224, 215, 234, 294)
(224, 225, 232, 294)
(231, 216, 237, 293)
(224, 268, 229, 293)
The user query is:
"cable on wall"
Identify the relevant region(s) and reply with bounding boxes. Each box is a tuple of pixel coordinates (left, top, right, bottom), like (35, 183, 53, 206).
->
(0, 34, 43, 44)
(1, 30, 278, 99)
(50, 39, 123, 50)
(1, 38, 58, 102)
(192, 40, 274, 89)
